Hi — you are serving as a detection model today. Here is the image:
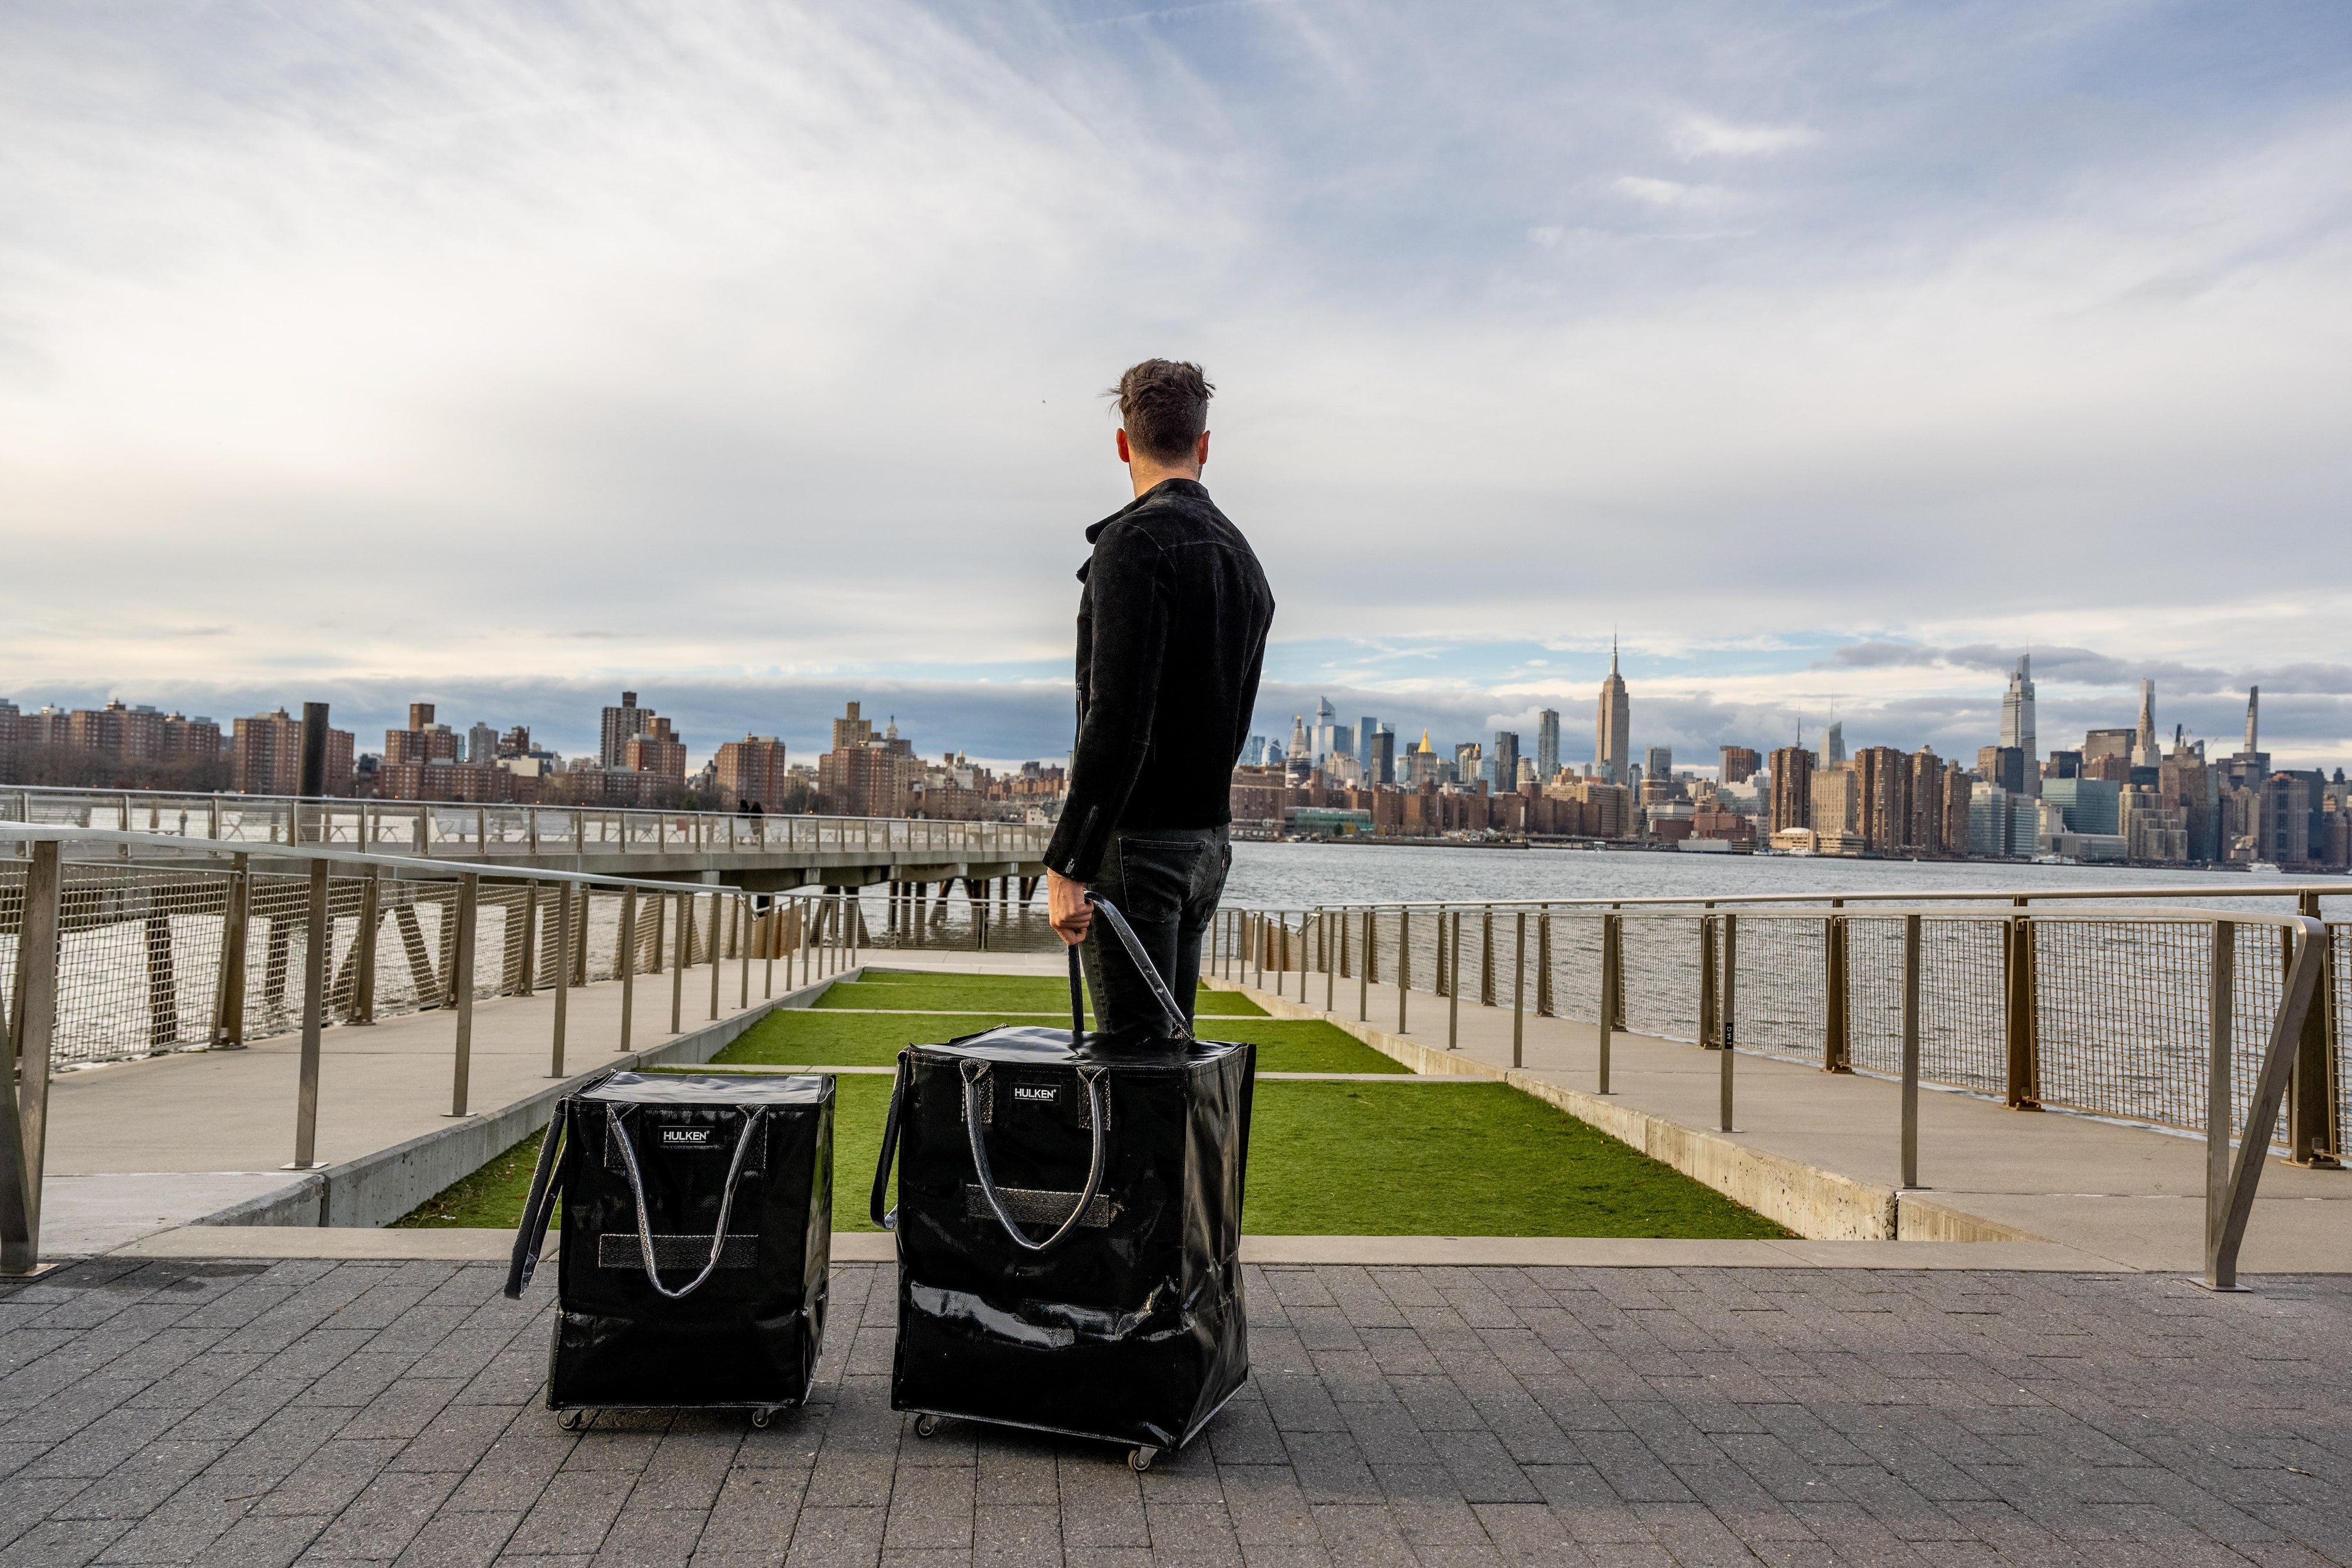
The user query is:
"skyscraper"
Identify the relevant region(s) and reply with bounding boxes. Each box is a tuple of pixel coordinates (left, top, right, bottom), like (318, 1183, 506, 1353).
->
(1356, 716, 1379, 771)
(1769, 745, 1815, 835)
(1595, 639, 1631, 787)
(1368, 726, 1395, 785)
(2132, 680, 2160, 769)
(1824, 721, 1846, 765)
(1312, 696, 1343, 764)
(1535, 709, 1560, 781)
(600, 691, 650, 769)
(1492, 732, 1521, 792)
(1719, 745, 1760, 785)
(1999, 656, 2039, 797)
(1643, 745, 1672, 787)
(1289, 713, 1311, 770)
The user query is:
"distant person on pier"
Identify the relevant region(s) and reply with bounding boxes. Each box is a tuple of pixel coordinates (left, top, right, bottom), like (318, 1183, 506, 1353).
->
(1045, 359, 1275, 1037)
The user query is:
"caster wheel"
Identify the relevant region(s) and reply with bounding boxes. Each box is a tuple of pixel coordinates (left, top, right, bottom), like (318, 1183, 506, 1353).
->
(559, 1410, 587, 1431)
(750, 1409, 773, 1430)
(1127, 1446, 1157, 1473)
(913, 1414, 941, 1439)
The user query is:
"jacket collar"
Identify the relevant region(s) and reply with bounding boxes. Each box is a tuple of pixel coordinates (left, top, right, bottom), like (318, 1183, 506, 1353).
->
(1084, 477, 1208, 544)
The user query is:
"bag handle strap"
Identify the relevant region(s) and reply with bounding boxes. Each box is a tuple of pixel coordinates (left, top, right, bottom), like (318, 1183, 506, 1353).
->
(961, 1058, 1110, 1253)
(1085, 894, 1192, 1040)
(606, 1103, 768, 1300)
(1068, 944, 1086, 1046)
(505, 1098, 572, 1298)
(870, 1049, 911, 1231)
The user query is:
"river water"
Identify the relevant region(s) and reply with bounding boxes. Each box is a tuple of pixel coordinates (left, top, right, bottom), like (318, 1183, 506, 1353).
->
(1218, 841, 2349, 914)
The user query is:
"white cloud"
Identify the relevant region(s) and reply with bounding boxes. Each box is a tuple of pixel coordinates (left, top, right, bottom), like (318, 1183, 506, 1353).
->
(1609, 173, 1737, 208)
(1670, 115, 1818, 159)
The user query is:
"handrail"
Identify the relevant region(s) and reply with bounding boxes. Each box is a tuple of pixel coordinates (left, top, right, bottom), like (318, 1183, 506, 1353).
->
(1222, 883, 2345, 912)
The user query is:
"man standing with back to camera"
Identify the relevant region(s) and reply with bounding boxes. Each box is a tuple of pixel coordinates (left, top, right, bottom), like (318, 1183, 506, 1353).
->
(1045, 360, 1275, 1036)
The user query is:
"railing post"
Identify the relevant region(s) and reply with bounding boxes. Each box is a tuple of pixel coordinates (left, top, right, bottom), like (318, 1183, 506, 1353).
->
(516, 881, 539, 997)
(288, 858, 330, 1169)
(618, 888, 637, 1054)
(1446, 910, 1461, 1050)
(1720, 913, 1738, 1133)
(2206, 921, 2236, 1283)
(1, 840, 62, 1272)
(1608, 904, 1625, 1031)
(1599, 912, 1619, 1094)
(449, 873, 479, 1116)
(549, 879, 573, 1078)
(1324, 908, 1335, 1012)
(1297, 912, 1308, 1004)
(1699, 905, 1719, 1048)
(1901, 912, 1922, 1189)
(2287, 891, 2341, 1166)
(1398, 908, 1411, 1034)
(763, 897, 775, 998)
(740, 894, 752, 1009)
(2004, 902, 2040, 1108)
(213, 853, 250, 1049)
(2205, 914, 2329, 1291)
(1536, 910, 1552, 1018)
(1823, 902, 1851, 1074)
(1359, 909, 1371, 1021)
(707, 891, 723, 1021)
(1481, 906, 1494, 1007)
(1512, 910, 1526, 1069)
(671, 892, 689, 1034)
(353, 864, 380, 1025)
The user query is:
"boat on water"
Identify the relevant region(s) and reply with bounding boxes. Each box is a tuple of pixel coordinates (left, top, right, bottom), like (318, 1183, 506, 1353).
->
(2247, 861, 2284, 875)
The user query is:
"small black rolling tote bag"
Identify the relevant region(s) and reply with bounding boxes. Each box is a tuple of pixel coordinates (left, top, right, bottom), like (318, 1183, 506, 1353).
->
(506, 1070, 834, 1426)
(870, 897, 1254, 1470)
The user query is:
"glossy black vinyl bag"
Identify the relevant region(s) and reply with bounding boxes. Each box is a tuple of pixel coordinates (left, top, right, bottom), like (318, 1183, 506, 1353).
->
(871, 899, 1253, 1459)
(506, 1071, 834, 1417)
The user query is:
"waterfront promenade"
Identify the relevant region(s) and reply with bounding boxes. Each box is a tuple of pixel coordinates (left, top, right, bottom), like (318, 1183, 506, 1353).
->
(3, 1253, 2347, 1566)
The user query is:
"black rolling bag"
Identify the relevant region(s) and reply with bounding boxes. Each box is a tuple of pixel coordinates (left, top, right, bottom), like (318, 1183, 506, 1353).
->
(870, 897, 1253, 1469)
(506, 1071, 835, 1426)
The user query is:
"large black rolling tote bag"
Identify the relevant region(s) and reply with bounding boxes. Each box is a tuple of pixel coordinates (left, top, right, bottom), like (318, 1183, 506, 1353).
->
(870, 897, 1254, 1470)
(506, 1071, 834, 1426)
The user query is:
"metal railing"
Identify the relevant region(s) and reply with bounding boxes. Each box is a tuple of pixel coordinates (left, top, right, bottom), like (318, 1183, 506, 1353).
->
(1216, 888, 2342, 1289)
(0, 823, 885, 1275)
(2, 783, 1051, 863)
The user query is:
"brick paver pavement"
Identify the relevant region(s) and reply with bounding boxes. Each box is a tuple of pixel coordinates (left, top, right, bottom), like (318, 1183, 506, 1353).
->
(1, 1258, 2346, 1566)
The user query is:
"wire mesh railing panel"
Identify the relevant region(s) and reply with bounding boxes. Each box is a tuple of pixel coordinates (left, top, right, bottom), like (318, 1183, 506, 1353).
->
(1918, 918, 2007, 1095)
(1728, 916, 1826, 1064)
(44, 867, 235, 1065)
(1619, 912, 1702, 1043)
(1541, 911, 1606, 1026)
(2033, 920, 2212, 1132)
(1841, 916, 1906, 1076)
(2230, 922, 2287, 1145)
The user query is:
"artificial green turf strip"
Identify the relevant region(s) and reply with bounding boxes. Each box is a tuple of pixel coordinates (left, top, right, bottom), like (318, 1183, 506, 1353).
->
(396, 1078, 1785, 1238)
(815, 977, 1265, 1018)
(713, 1009, 1405, 1074)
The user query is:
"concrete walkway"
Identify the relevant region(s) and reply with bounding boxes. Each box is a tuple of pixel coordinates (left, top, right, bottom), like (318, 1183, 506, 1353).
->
(1217, 971, 2352, 1274)
(2, 1253, 2344, 1567)
(39, 951, 820, 1255)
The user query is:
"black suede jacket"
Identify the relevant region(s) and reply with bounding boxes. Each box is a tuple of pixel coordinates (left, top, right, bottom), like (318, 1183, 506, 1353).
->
(1044, 479, 1274, 882)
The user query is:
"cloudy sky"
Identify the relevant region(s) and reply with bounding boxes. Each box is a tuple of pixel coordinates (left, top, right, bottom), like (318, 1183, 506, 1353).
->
(4, 1, 2348, 771)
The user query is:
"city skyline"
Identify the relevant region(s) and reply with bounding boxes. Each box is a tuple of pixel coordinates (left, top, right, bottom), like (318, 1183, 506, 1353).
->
(5, 5, 2347, 772)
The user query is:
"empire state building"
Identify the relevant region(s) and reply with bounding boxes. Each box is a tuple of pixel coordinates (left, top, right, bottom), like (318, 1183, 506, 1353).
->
(1595, 639, 1631, 787)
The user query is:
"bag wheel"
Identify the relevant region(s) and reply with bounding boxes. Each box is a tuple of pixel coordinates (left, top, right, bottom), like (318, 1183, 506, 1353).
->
(751, 1409, 773, 1430)
(1127, 1446, 1156, 1473)
(559, 1410, 589, 1431)
(913, 1414, 942, 1439)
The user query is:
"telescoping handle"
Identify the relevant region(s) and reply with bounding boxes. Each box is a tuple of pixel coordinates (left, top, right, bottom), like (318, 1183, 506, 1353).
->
(1084, 893, 1193, 1041)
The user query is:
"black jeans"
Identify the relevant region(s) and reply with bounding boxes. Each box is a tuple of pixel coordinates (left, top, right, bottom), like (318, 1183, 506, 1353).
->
(1079, 825, 1231, 1039)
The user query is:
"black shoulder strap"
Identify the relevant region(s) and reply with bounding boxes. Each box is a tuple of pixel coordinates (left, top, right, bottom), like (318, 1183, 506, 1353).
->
(869, 1049, 911, 1231)
(505, 1100, 571, 1298)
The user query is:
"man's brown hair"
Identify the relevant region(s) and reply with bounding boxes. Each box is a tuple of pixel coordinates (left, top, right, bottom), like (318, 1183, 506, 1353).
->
(1109, 359, 1214, 464)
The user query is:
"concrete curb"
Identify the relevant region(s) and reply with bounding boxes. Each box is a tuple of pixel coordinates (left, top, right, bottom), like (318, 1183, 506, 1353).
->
(191, 970, 859, 1233)
(112, 1226, 2130, 1270)
(1211, 980, 2044, 1245)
